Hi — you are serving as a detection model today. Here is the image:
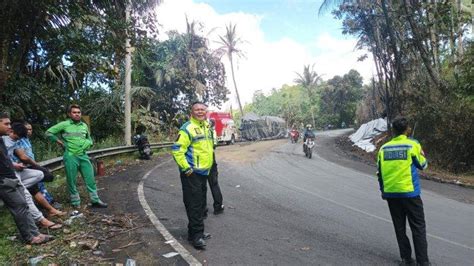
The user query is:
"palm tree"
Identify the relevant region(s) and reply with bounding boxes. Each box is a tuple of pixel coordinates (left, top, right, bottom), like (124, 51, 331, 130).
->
(216, 23, 245, 116)
(294, 64, 322, 127)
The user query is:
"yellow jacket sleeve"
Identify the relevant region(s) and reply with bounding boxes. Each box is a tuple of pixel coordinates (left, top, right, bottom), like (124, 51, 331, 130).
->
(411, 142, 428, 170)
(172, 130, 192, 172)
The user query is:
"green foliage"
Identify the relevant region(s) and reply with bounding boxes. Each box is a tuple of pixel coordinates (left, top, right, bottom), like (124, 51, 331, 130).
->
(0, 0, 162, 141)
(0, 1, 230, 144)
(333, 2, 473, 172)
(320, 69, 364, 126)
(245, 69, 364, 129)
(132, 29, 229, 130)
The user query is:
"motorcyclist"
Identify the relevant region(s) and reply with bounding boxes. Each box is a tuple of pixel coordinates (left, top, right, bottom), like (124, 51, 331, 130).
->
(289, 125, 299, 142)
(303, 124, 315, 152)
(303, 124, 315, 142)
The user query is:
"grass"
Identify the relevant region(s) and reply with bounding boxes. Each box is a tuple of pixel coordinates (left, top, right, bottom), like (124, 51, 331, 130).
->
(0, 148, 170, 264)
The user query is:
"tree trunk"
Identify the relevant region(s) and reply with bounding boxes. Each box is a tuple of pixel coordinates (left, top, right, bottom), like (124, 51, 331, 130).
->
(429, 0, 440, 71)
(381, 0, 403, 83)
(124, 0, 132, 145)
(229, 54, 244, 116)
(403, 0, 443, 88)
(456, 0, 464, 56)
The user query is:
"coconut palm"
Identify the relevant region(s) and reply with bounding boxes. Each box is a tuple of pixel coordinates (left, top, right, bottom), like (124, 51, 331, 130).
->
(294, 64, 322, 127)
(215, 23, 245, 115)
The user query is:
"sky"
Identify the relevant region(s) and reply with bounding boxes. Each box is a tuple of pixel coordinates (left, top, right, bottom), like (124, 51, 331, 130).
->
(154, 0, 375, 110)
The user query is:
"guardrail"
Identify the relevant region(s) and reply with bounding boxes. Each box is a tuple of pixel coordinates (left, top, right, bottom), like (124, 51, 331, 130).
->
(39, 142, 174, 171)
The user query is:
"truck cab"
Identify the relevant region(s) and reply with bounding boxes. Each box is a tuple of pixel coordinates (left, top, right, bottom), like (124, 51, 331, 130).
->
(207, 111, 237, 145)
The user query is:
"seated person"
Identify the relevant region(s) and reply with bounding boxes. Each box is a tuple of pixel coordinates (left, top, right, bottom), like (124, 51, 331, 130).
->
(14, 122, 56, 204)
(5, 123, 65, 222)
(0, 113, 54, 244)
(2, 123, 43, 188)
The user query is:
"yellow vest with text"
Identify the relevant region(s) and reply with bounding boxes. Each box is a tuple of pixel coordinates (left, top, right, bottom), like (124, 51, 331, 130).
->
(377, 135, 428, 198)
(172, 117, 214, 175)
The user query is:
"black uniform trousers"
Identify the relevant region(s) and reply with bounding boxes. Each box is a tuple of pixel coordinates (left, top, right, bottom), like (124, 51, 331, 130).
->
(204, 158, 223, 211)
(0, 178, 39, 242)
(387, 196, 429, 263)
(180, 172, 207, 241)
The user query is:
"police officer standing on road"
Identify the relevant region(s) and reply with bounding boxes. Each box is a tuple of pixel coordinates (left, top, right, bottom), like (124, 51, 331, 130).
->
(172, 102, 213, 249)
(377, 117, 430, 266)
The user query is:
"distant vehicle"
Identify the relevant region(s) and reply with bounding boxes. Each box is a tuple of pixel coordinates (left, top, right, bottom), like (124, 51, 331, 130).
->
(207, 112, 237, 145)
(304, 137, 315, 159)
(290, 129, 299, 143)
(133, 134, 152, 160)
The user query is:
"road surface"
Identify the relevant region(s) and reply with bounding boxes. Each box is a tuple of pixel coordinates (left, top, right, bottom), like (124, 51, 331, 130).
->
(142, 129, 474, 265)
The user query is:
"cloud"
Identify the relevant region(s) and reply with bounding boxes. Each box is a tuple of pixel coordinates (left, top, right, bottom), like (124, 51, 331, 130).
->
(155, 0, 375, 109)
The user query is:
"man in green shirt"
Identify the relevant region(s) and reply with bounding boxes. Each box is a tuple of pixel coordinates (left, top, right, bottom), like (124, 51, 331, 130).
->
(46, 104, 107, 208)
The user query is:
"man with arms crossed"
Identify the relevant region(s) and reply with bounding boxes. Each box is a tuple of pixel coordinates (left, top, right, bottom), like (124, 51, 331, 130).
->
(46, 104, 107, 208)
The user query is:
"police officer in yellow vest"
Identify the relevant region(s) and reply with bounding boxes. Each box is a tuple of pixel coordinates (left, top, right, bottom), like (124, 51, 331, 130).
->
(172, 102, 213, 249)
(377, 117, 430, 266)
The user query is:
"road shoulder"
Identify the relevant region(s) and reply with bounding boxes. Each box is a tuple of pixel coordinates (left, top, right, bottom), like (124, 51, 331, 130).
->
(315, 131, 474, 204)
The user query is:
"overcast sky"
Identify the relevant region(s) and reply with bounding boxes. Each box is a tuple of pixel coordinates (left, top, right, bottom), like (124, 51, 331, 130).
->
(154, 0, 375, 110)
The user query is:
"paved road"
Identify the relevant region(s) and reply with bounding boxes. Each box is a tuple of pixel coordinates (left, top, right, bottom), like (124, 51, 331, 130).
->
(143, 130, 474, 265)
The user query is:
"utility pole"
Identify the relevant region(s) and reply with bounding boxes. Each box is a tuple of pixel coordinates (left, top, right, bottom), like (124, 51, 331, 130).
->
(124, 0, 132, 145)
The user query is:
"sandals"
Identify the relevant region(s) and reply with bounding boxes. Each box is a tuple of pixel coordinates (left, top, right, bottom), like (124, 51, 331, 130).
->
(30, 234, 54, 245)
(48, 210, 67, 218)
(40, 222, 63, 230)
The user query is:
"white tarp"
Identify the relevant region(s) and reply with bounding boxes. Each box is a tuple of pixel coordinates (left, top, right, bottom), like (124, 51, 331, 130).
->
(349, 118, 387, 152)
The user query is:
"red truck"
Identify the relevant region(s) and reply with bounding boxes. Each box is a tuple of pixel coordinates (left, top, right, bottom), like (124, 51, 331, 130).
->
(207, 111, 237, 145)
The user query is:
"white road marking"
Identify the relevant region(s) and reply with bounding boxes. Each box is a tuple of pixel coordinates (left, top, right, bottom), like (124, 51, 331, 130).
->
(137, 159, 202, 266)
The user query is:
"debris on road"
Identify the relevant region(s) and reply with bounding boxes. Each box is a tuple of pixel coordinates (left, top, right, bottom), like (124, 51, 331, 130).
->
(162, 252, 179, 258)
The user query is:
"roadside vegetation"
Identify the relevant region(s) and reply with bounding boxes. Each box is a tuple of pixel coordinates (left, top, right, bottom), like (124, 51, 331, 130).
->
(0, 151, 167, 264)
(245, 1, 473, 175)
(1, 0, 229, 161)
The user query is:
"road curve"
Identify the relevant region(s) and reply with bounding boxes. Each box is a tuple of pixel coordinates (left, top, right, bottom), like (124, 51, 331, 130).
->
(142, 129, 474, 265)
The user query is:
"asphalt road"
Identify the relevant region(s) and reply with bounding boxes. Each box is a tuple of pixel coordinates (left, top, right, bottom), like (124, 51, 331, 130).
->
(143, 129, 474, 265)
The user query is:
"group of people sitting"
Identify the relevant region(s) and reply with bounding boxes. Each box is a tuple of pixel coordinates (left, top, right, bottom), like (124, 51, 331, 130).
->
(0, 113, 65, 245)
(1, 104, 108, 245)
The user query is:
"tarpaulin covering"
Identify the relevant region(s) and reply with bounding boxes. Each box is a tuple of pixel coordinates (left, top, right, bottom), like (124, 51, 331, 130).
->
(240, 113, 286, 140)
(349, 118, 387, 152)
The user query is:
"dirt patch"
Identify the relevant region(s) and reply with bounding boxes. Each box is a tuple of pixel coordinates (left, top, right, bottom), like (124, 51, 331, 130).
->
(335, 132, 474, 188)
(216, 139, 287, 164)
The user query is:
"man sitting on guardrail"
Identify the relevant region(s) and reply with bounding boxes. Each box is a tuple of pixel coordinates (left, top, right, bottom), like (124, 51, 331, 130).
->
(4, 122, 65, 228)
(0, 112, 54, 244)
(15, 122, 57, 205)
(46, 104, 107, 208)
(10, 122, 65, 217)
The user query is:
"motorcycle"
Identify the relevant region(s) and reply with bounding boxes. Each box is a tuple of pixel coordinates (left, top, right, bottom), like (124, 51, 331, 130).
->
(133, 134, 153, 160)
(289, 129, 299, 143)
(303, 137, 315, 159)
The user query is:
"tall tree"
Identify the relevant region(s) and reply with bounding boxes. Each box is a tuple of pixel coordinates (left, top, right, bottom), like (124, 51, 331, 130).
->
(294, 64, 321, 127)
(216, 23, 245, 116)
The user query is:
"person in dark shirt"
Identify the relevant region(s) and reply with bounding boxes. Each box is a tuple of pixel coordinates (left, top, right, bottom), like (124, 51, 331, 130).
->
(0, 112, 53, 244)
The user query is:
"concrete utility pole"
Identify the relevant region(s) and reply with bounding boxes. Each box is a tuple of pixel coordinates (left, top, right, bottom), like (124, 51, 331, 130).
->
(124, 0, 132, 146)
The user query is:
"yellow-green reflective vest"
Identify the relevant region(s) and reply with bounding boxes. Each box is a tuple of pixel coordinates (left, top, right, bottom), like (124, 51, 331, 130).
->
(172, 117, 214, 175)
(377, 135, 428, 198)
